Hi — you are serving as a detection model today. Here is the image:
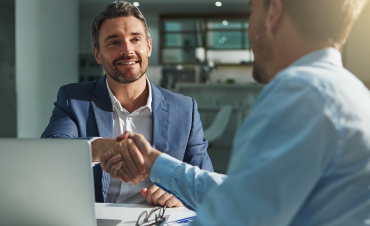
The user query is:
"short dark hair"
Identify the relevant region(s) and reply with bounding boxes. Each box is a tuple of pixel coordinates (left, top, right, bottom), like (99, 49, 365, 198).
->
(264, 0, 367, 48)
(91, 1, 150, 51)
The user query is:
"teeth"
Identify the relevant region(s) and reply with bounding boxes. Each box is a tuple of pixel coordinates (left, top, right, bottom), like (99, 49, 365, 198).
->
(118, 61, 136, 65)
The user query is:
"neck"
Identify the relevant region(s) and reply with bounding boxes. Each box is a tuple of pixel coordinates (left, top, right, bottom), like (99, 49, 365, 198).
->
(106, 75, 149, 113)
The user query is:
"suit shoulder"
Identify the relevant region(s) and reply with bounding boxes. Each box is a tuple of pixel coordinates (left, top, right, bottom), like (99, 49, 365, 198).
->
(155, 85, 193, 104)
(59, 79, 99, 97)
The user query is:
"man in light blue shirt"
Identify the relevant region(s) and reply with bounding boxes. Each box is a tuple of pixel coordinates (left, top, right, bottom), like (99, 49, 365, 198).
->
(101, 0, 370, 225)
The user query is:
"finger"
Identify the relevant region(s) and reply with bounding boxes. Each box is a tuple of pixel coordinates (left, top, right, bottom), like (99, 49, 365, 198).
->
(110, 161, 122, 180)
(165, 196, 184, 208)
(99, 151, 112, 171)
(146, 185, 159, 206)
(116, 131, 130, 141)
(127, 139, 146, 175)
(116, 141, 137, 183)
(118, 169, 131, 183)
(125, 131, 152, 153)
(151, 188, 166, 206)
(121, 140, 143, 181)
(141, 188, 148, 198)
(105, 154, 122, 173)
(157, 192, 172, 207)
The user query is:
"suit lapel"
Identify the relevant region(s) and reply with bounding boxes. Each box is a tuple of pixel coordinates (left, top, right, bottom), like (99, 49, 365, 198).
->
(150, 82, 170, 153)
(91, 75, 114, 138)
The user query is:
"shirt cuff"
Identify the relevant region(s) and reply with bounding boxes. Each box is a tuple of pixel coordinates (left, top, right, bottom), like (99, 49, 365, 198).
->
(89, 137, 102, 144)
(150, 153, 183, 189)
(89, 137, 102, 166)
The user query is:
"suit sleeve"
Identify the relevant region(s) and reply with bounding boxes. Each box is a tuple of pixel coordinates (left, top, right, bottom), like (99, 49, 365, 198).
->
(41, 86, 80, 138)
(182, 98, 214, 172)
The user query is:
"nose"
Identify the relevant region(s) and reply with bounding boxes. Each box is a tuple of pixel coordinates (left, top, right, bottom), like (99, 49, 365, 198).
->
(119, 42, 134, 56)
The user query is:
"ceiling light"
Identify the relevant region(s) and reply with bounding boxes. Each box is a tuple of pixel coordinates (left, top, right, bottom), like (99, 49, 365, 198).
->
(215, 1, 222, 7)
(133, 2, 140, 7)
(222, 20, 228, 25)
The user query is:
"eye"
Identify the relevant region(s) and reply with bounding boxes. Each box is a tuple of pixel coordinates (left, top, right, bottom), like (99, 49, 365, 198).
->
(109, 41, 118, 45)
(132, 37, 141, 42)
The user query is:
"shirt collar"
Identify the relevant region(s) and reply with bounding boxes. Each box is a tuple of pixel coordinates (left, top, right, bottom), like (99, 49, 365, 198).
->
(290, 47, 343, 68)
(105, 76, 153, 113)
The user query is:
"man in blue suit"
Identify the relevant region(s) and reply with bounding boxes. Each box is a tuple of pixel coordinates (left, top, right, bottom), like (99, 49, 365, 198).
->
(41, 1, 213, 207)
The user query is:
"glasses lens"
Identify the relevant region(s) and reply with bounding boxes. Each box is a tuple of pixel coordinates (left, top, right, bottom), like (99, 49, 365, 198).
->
(148, 208, 162, 221)
(137, 211, 148, 225)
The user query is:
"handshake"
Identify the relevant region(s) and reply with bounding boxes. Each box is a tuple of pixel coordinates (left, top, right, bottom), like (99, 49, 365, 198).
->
(97, 131, 160, 184)
(92, 131, 183, 207)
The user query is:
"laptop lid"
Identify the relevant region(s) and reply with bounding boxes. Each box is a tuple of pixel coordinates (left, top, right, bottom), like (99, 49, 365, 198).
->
(0, 138, 97, 226)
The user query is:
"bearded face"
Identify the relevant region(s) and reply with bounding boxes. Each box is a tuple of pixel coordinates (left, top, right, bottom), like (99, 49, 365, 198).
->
(94, 16, 152, 84)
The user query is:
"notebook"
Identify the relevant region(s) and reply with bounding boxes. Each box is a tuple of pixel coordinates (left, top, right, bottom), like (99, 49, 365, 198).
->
(0, 138, 120, 226)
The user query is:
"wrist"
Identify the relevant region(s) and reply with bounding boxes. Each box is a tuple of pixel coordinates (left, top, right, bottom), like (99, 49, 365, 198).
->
(146, 148, 162, 176)
(91, 138, 116, 162)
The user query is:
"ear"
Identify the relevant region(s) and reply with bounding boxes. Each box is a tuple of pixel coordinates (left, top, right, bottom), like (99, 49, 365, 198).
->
(93, 47, 103, 65)
(147, 38, 152, 57)
(266, 0, 284, 36)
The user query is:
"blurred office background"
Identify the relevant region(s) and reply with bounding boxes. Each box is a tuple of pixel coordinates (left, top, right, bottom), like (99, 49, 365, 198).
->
(0, 0, 369, 173)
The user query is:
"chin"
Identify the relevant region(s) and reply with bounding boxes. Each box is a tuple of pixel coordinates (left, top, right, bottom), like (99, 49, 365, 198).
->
(118, 73, 144, 84)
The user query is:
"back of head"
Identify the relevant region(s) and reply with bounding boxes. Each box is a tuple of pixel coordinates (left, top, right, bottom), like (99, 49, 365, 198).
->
(265, 0, 367, 48)
(91, 1, 150, 51)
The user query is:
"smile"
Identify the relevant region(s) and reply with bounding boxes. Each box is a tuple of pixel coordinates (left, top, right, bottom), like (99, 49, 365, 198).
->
(117, 61, 138, 65)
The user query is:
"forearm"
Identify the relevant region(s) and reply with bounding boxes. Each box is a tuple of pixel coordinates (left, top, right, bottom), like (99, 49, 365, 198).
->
(150, 153, 226, 210)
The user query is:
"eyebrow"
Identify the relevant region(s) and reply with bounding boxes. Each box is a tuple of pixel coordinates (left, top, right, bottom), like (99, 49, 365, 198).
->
(131, 32, 144, 36)
(103, 32, 144, 43)
(104, 34, 119, 43)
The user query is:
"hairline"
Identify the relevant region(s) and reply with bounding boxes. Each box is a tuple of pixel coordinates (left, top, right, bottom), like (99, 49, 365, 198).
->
(95, 15, 151, 52)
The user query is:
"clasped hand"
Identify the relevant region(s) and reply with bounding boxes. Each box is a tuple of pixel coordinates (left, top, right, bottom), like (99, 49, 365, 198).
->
(100, 131, 150, 184)
(98, 131, 183, 207)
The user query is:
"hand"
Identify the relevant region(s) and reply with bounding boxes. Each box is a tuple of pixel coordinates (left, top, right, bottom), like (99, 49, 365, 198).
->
(142, 185, 184, 208)
(116, 131, 162, 177)
(96, 138, 146, 184)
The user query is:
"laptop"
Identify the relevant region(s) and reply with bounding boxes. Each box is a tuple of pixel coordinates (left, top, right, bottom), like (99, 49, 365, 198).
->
(0, 138, 121, 226)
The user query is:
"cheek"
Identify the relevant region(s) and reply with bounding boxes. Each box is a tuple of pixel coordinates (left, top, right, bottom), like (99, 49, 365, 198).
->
(137, 48, 149, 59)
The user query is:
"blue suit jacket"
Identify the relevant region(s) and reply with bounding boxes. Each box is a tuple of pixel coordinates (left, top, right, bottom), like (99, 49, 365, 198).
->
(41, 75, 213, 202)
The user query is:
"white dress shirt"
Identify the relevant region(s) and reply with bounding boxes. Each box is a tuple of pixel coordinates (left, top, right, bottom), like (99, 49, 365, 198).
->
(103, 77, 153, 204)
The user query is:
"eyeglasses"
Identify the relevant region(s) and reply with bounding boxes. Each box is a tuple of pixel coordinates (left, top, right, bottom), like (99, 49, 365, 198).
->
(136, 204, 167, 226)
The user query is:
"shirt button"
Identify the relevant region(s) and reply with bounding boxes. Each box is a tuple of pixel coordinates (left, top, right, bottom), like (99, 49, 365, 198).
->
(156, 178, 161, 183)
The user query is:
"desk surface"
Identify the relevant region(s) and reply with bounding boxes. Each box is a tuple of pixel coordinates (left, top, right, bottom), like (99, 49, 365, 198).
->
(95, 203, 195, 225)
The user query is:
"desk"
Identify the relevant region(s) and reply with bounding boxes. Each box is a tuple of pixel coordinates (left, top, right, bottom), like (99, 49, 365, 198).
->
(95, 203, 196, 225)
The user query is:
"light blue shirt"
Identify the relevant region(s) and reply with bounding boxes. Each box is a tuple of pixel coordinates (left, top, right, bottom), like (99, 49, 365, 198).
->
(150, 48, 370, 226)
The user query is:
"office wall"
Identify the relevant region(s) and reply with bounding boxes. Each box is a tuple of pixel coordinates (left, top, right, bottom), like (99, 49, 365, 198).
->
(0, 2, 16, 137)
(16, 0, 79, 138)
(345, 2, 370, 86)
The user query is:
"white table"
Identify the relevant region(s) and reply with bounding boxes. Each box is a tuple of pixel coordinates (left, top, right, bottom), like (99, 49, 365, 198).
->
(95, 203, 195, 225)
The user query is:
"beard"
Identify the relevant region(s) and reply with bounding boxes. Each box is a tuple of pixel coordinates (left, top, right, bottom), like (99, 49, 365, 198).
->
(249, 17, 274, 84)
(103, 55, 148, 84)
(252, 47, 272, 84)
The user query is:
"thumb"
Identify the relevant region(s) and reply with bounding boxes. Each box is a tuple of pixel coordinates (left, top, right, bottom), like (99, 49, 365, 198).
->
(141, 188, 148, 198)
(116, 131, 130, 141)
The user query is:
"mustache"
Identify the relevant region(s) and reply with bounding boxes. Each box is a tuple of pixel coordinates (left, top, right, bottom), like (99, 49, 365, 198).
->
(113, 55, 139, 64)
